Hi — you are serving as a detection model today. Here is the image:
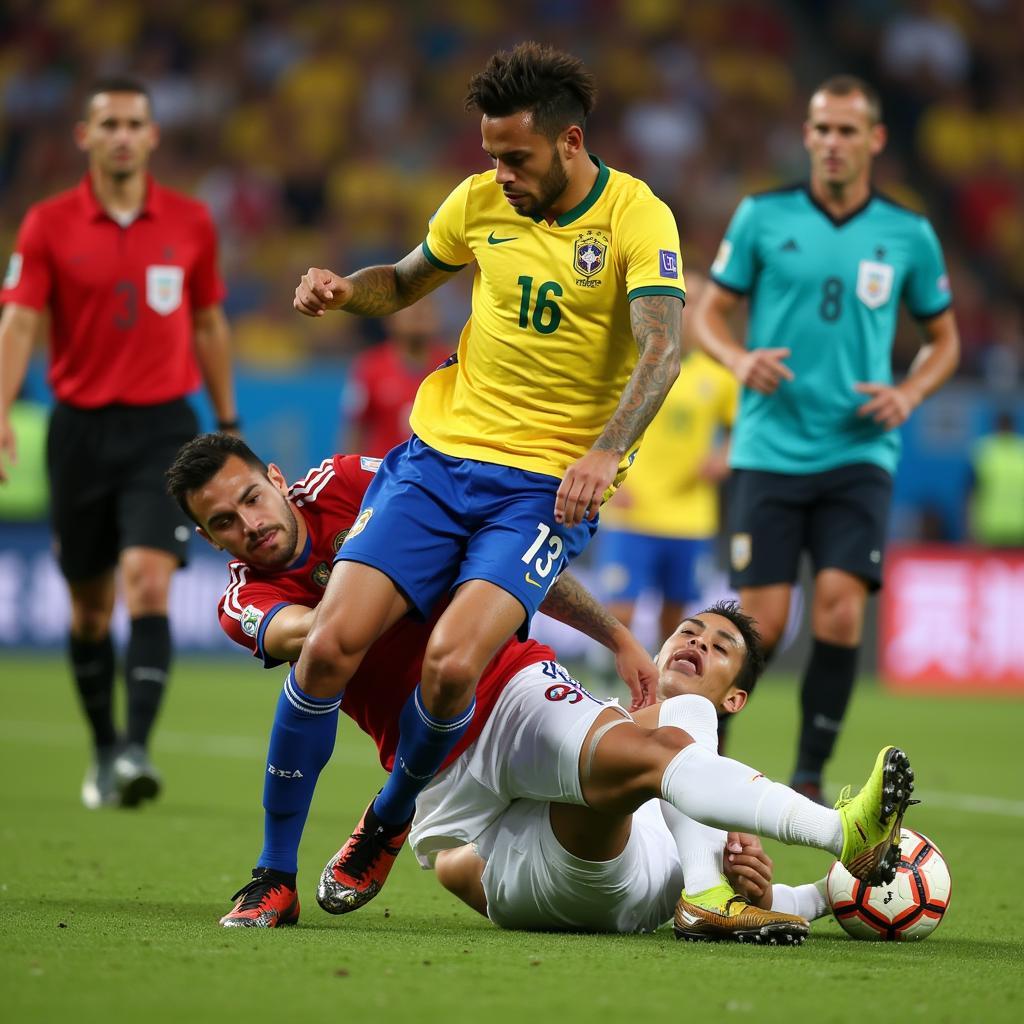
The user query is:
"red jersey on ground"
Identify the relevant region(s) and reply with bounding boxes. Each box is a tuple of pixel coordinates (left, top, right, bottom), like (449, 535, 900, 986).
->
(344, 340, 452, 457)
(218, 452, 553, 772)
(0, 175, 225, 408)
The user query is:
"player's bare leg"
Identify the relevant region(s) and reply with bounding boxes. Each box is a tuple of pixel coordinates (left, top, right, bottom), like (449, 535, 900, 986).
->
(297, 560, 411, 698)
(68, 571, 119, 808)
(319, 579, 525, 914)
(434, 846, 489, 917)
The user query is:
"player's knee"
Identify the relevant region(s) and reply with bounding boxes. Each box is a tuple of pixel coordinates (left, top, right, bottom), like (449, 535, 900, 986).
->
(298, 625, 360, 697)
(70, 607, 111, 643)
(816, 594, 864, 645)
(420, 647, 481, 715)
(121, 566, 172, 616)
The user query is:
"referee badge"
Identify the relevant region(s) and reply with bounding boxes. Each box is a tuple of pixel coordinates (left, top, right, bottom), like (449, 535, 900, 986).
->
(146, 264, 184, 315)
(731, 533, 752, 572)
(856, 260, 894, 310)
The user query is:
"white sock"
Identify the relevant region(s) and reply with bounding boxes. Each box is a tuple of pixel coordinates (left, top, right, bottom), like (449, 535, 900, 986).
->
(771, 878, 830, 920)
(657, 694, 728, 893)
(659, 744, 844, 856)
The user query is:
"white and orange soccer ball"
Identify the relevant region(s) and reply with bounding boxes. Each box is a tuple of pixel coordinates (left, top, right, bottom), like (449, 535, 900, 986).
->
(826, 828, 952, 941)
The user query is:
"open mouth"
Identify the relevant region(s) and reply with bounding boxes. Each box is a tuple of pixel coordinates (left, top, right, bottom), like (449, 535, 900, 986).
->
(670, 648, 704, 677)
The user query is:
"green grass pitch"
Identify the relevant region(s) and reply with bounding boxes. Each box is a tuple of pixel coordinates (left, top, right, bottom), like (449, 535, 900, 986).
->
(2, 654, 1023, 1023)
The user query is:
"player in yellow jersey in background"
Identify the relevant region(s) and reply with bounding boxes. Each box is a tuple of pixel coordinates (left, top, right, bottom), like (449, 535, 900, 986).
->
(598, 273, 738, 644)
(286, 43, 685, 916)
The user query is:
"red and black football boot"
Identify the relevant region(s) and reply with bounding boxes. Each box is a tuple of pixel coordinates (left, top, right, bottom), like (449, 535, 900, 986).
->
(317, 801, 413, 914)
(219, 868, 299, 928)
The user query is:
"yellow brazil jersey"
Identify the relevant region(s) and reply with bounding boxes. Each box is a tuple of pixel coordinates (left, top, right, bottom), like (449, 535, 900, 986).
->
(410, 157, 685, 484)
(601, 351, 738, 538)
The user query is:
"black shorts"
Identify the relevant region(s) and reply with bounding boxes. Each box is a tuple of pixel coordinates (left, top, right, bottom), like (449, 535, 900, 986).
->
(47, 398, 199, 582)
(727, 463, 893, 592)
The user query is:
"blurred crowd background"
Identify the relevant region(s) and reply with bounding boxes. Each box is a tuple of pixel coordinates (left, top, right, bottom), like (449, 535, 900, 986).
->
(1, 0, 1023, 668)
(1, 0, 1021, 378)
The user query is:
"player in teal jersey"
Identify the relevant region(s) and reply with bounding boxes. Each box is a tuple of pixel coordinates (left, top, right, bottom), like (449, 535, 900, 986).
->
(693, 75, 960, 801)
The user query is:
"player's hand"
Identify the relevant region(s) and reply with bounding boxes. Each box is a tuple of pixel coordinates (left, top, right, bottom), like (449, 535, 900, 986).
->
(723, 832, 774, 910)
(733, 348, 794, 394)
(555, 448, 620, 527)
(612, 629, 659, 711)
(854, 381, 918, 430)
(294, 267, 352, 317)
(0, 413, 16, 485)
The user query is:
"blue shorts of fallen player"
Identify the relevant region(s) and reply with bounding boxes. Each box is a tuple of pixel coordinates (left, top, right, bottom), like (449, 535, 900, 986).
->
(335, 435, 598, 624)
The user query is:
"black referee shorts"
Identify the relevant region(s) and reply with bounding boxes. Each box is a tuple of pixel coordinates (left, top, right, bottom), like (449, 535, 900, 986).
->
(727, 463, 893, 592)
(46, 398, 199, 582)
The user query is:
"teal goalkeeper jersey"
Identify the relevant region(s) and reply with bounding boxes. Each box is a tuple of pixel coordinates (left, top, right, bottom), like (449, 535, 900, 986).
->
(711, 185, 951, 475)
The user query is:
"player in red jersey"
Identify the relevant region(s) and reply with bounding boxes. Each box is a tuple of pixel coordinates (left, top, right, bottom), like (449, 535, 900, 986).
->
(166, 432, 656, 927)
(169, 434, 916, 931)
(0, 77, 237, 809)
(342, 296, 450, 457)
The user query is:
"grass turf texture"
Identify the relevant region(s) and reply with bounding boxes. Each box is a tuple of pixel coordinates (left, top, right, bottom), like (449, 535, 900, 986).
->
(2, 655, 1022, 1023)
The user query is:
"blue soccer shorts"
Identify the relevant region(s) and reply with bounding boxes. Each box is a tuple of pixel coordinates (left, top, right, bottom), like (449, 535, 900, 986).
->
(335, 436, 598, 624)
(596, 529, 713, 605)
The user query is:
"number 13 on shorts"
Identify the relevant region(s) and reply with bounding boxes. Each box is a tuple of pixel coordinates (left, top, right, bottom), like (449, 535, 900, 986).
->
(521, 522, 564, 588)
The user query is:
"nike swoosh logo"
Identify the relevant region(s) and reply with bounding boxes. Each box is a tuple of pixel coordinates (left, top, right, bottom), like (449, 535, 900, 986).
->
(678, 909, 702, 925)
(487, 231, 517, 245)
(524, 573, 542, 588)
(855, 822, 868, 841)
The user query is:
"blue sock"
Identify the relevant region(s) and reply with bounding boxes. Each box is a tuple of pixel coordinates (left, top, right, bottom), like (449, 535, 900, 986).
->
(372, 684, 476, 826)
(257, 668, 340, 874)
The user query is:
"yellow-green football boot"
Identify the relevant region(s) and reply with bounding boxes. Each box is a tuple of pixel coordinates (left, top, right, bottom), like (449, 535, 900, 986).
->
(836, 745, 918, 885)
(673, 878, 809, 945)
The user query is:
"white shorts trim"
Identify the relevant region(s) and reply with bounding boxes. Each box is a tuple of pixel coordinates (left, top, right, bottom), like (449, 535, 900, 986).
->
(410, 659, 620, 867)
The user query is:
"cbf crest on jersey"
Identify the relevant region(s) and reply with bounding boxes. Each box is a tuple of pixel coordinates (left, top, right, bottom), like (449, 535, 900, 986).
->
(146, 264, 184, 315)
(573, 230, 609, 286)
(856, 260, 894, 310)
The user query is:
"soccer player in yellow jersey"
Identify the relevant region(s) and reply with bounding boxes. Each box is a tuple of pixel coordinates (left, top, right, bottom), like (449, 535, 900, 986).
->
(598, 273, 738, 643)
(290, 42, 684, 912)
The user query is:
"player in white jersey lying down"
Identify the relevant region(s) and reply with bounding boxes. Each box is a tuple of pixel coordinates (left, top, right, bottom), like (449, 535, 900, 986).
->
(431, 601, 842, 940)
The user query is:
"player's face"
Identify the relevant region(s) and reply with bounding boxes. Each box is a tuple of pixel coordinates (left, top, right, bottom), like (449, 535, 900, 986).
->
(189, 456, 300, 569)
(803, 90, 885, 190)
(76, 92, 159, 181)
(655, 613, 748, 713)
(481, 112, 569, 219)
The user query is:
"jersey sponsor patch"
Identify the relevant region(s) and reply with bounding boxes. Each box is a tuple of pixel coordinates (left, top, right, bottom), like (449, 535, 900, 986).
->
(659, 249, 679, 279)
(240, 604, 263, 637)
(3, 252, 22, 290)
(146, 264, 184, 315)
(711, 240, 732, 276)
(345, 507, 373, 542)
(312, 561, 331, 587)
(359, 456, 382, 473)
(856, 260, 894, 309)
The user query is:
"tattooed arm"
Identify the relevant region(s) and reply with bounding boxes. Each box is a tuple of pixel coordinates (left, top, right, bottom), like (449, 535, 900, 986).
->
(293, 246, 458, 318)
(554, 293, 683, 527)
(540, 570, 658, 710)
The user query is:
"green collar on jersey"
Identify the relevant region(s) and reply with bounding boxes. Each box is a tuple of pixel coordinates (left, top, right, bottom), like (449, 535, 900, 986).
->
(532, 156, 610, 227)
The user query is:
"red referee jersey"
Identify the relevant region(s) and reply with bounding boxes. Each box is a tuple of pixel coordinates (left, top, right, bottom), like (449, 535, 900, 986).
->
(0, 174, 225, 408)
(218, 452, 553, 772)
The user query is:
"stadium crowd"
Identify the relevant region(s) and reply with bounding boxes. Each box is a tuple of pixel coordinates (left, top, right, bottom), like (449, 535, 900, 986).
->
(0, 0, 1019, 379)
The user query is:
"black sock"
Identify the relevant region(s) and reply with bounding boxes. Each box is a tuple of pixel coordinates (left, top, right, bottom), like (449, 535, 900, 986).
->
(69, 633, 117, 750)
(794, 638, 859, 782)
(125, 615, 172, 749)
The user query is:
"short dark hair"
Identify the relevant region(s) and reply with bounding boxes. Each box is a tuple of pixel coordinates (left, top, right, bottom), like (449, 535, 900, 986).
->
(166, 433, 268, 522)
(813, 74, 882, 124)
(83, 76, 151, 119)
(697, 599, 767, 697)
(465, 42, 597, 140)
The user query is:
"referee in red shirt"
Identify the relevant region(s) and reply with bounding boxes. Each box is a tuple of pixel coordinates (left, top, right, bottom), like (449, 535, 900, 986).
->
(0, 77, 238, 809)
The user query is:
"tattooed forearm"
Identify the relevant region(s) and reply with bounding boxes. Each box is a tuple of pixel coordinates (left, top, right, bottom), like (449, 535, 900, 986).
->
(341, 248, 455, 316)
(541, 571, 622, 648)
(593, 294, 682, 455)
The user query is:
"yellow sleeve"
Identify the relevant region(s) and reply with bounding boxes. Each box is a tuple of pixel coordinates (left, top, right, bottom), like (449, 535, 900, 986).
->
(618, 197, 686, 303)
(720, 369, 740, 427)
(421, 175, 475, 271)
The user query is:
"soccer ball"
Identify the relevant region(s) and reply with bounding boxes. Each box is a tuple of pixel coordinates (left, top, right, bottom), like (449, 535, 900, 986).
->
(826, 828, 951, 941)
